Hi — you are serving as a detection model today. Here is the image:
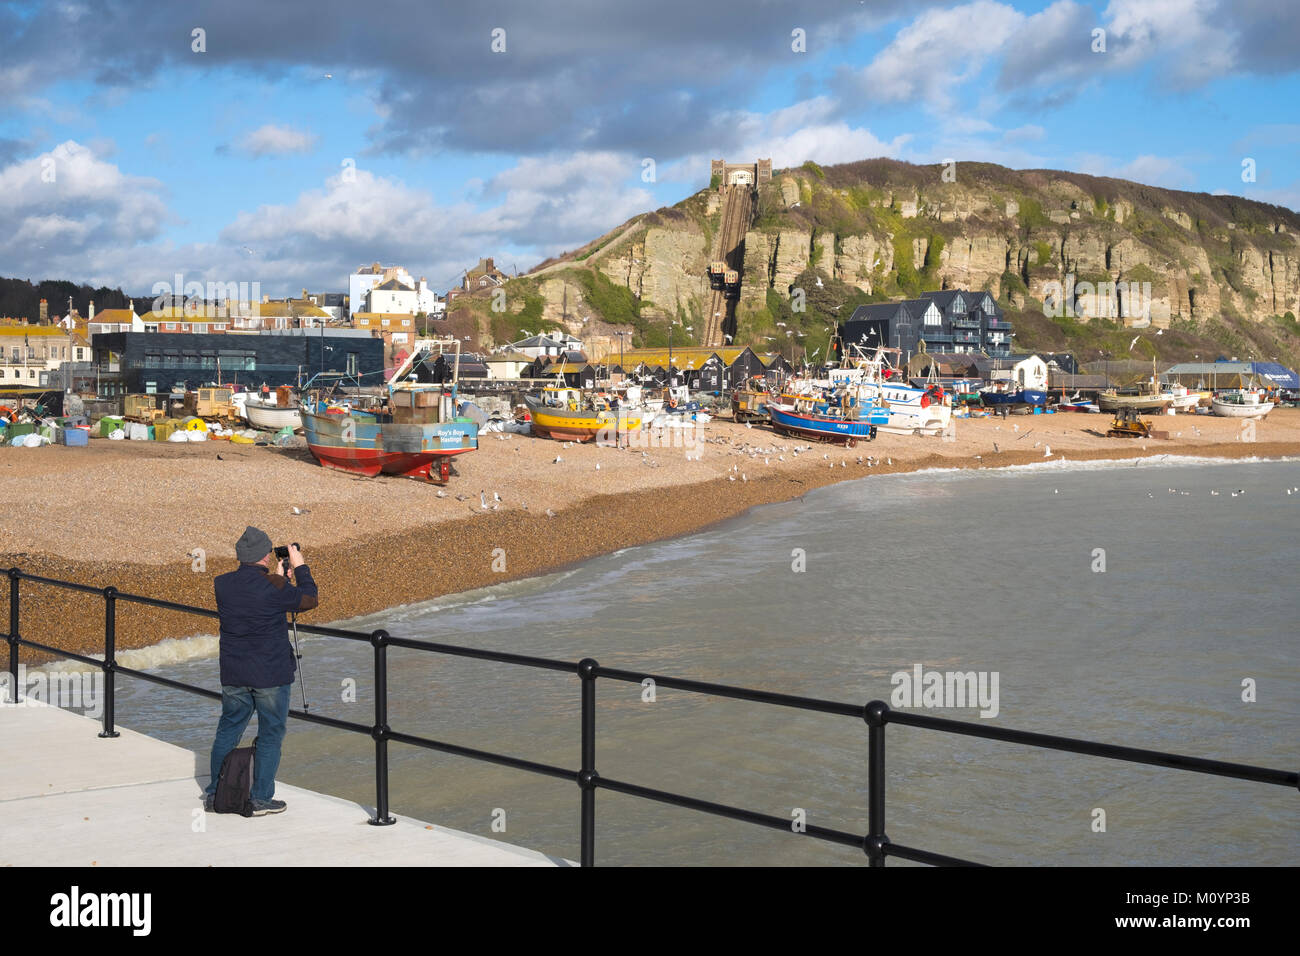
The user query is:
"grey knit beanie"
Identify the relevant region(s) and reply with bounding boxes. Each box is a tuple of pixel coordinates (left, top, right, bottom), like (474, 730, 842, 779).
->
(235, 526, 273, 564)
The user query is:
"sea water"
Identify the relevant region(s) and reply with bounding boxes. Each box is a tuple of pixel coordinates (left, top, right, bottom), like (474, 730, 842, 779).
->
(92, 457, 1299, 865)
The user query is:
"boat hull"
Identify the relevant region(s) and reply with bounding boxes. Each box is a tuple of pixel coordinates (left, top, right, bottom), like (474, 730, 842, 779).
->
(245, 400, 303, 432)
(768, 404, 887, 445)
(980, 389, 1048, 407)
(1098, 393, 1171, 413)
(1211, 398, 1274, 418)
(524, 395, 641, 442)
(301, 409, 477, 482)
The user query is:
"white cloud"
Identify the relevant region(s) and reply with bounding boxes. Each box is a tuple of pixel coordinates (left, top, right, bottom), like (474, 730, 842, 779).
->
(662, 96, 912, 184)
(854, 1, 1026, 111)
(477, 152, 653, 252)
(0, 140, 169, 240)
(237, 124, 319, 157)
(1103, 0, 1234, 86)
(855, 0, 1240, 116)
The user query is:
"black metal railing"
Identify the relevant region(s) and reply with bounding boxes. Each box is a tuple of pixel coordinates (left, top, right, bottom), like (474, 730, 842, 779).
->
(4, 567, 1296, 866)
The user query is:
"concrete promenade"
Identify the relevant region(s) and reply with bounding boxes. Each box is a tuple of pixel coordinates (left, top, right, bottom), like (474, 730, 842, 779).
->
(0, 699, 567, 866)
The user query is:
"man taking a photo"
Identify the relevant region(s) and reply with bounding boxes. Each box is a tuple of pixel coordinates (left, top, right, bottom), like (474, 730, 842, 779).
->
(204, 526, 319, 815)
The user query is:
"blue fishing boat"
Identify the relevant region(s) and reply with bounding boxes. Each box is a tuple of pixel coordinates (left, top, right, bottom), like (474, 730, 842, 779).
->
(980, 387, 1048, 407)
(767, 389, 889, 446)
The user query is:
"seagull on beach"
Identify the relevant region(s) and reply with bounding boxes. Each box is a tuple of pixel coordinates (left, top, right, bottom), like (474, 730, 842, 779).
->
(553, 456, 563, 463)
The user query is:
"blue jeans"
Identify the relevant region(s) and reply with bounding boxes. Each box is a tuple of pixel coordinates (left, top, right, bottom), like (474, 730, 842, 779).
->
(206, 684, 291, 803)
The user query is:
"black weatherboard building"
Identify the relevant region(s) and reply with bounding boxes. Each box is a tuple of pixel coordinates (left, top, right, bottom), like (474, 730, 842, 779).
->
(93, 331, 386, 393)
(838, 290, 1013, 361)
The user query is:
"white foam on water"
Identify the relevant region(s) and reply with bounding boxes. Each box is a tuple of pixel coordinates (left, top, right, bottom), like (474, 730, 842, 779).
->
(868, 453, 1298, 484)
(38, 633, 221, 673)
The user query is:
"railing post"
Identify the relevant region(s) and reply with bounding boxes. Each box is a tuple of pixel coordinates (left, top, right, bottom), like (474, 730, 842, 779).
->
(864, 699, 890, 867)
(98, 586, 120, 738)
(368, 629, 395, 826)
(6, 569, 18, 704)
(577, 657, 599, 867)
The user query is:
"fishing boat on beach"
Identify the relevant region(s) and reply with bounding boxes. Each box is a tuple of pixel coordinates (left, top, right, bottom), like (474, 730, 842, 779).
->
(979, 385, 1048, 408)
(300, 338, 477, 483)
(524, 386, 642, 442)
(1097, 390, 1171, 413)
(245, 397, 303, 431)
(244, 386, 303, 432)
(827, 344, 953, 436)
(1211, 390, 1274, 418)
(1159, 383, 1202, 412)
(767, 384, 889, 446)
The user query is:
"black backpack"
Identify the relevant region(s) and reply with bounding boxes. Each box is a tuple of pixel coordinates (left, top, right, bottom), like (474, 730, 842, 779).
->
(213, 743, 255, 817)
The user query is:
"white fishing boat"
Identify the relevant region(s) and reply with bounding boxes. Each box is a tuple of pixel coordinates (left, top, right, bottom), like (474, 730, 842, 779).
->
(244, 395, 304, 432)
(1159, 383, 1201, 411)
(1211, 390, 1274, 418)
(826, 344, 952, 435)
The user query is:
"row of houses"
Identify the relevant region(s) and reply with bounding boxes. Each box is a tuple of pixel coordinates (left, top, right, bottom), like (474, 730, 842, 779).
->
(531, 346, 793, 391)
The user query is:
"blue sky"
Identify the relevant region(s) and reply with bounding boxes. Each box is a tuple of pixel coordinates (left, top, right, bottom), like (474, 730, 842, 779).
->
(1, 0, 1296, 298)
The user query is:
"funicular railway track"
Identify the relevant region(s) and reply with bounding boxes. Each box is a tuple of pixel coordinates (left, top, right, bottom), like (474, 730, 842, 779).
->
(703, 184, 754, 347)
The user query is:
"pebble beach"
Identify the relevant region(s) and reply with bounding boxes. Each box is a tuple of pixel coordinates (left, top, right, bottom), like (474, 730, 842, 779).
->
(4, 408, 1298, 663)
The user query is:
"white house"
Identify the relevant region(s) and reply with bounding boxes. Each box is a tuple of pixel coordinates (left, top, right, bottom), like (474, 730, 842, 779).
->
(84, 304, 143, 337)
(507, 332, 584, 359)
(366, 277, 419, 315)
(483, 349, 534, 380)
(350, 263, 441, 318)
(1000, 355, 1048, 391)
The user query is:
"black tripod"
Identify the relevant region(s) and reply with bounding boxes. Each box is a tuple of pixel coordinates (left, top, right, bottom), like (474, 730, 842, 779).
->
(290, 612, 310, 712)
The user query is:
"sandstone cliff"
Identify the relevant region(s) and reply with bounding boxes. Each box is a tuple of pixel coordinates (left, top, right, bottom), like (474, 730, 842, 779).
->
(508, 158, 1299, 363)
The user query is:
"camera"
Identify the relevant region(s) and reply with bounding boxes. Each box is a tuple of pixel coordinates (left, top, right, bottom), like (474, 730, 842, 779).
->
(274, 542, 302, 560)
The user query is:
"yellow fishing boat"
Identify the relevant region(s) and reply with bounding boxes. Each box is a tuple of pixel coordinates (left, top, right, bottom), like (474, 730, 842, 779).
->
(524, 387, 641, 442)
